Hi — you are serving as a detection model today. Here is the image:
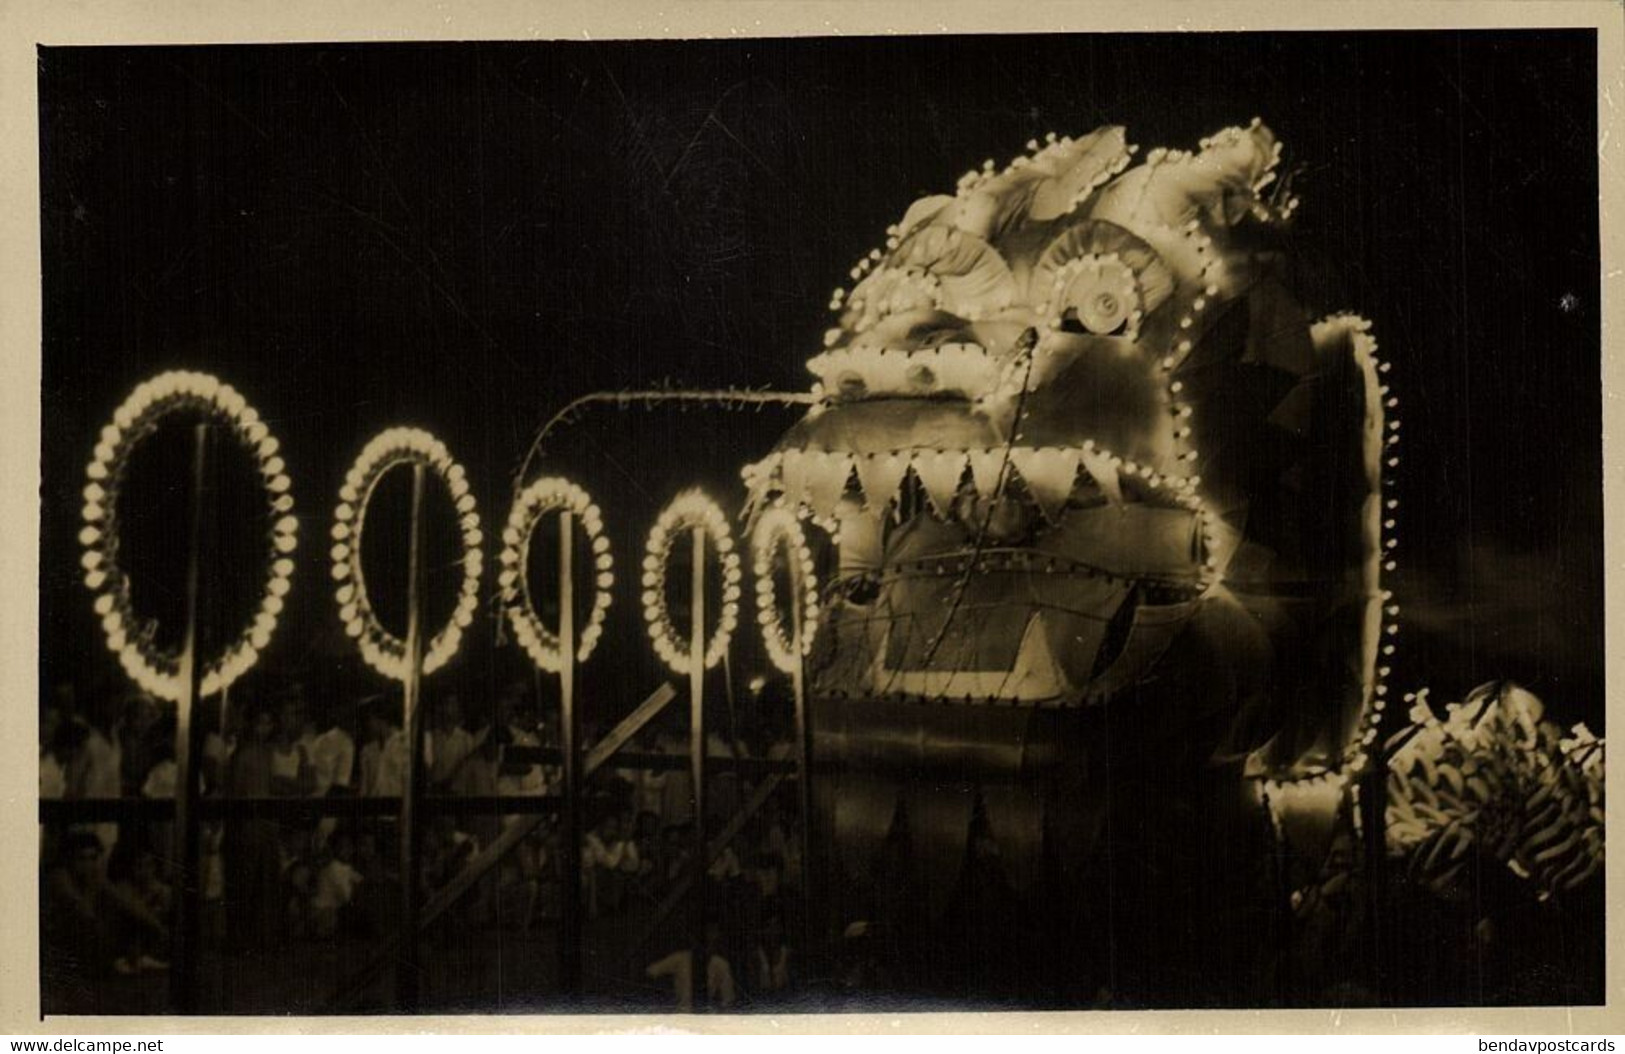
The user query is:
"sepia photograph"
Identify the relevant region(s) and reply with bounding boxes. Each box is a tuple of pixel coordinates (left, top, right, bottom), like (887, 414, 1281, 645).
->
(20, 15, 1613, 1025)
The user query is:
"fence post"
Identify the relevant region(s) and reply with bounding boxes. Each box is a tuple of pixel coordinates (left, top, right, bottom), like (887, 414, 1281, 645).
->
(557, 511, 583, 999)
(689, 527, 707, 1009)
(397, 462, 428, 1010)
(170, 423, 209, 1013)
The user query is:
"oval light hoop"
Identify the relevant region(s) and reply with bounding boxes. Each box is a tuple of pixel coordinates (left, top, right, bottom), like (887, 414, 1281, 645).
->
(498, 476, 614, 672)
(82, 370, 298, 702)
(750, 505, 820, 675)
(332, 427, 483, 682)
(640, 489, 742, 674)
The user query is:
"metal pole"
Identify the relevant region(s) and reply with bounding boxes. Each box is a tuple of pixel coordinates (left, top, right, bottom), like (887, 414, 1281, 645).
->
(397, 462, 428, 1011)
(170, 423, 208, 1013)
(689, 526, 707, 1009)
(557, 511, 583, 1000)
(788, 558, 815, 975)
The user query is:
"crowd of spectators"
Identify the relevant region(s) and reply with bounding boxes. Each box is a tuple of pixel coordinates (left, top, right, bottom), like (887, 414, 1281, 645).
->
(39, 674, 805, 1009)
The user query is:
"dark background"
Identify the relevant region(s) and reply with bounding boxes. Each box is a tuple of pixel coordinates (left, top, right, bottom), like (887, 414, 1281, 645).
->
(38, 32, 1603, 734)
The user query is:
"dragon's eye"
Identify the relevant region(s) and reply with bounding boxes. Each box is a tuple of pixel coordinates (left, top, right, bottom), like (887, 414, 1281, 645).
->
(1083, 292, 1126, 331)
(1052, 253, 1140, 337)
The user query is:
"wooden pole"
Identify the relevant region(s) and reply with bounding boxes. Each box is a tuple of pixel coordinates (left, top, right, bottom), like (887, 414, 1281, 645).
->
(789, 557, 815, 975)
(170, 423, 208, 1013)
(397, 462, 428, 1011)
(557, 511, 583, 1000)
(689, 526, 707, 1009)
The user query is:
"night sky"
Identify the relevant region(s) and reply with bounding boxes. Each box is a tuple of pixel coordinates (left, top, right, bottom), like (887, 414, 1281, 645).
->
(38, 32, 1603, 733)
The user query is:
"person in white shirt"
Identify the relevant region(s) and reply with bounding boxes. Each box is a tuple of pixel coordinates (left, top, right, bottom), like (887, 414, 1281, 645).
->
(304, 699, 356, 798)
(304, 697, 356, 851)
(200, 700, 236, 797)
(269, 703, 313, 798)
(40, 698, 75, 863)
(40, 701, 68, 801)
(582, 812, 641, 916)
(118, 691, 164, 799)
(358, 697, 409, 865)
(427, 694, 477, 793)
(68, 693, 124, 865)
(751, 913, 791, 996)
(489, 684, 552, 928)
(141, 754, 176, 799)
(359, 700, 408, 799)
(309, 833, 364, 939)
(705, 923, 739, 1010)
(495, 688, 545, 806)
(656, 728, 695, 828)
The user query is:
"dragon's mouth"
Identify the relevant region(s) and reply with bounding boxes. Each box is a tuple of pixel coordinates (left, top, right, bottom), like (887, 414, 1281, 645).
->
(744, 440, 1218, 545)
(743, 432, 1225, 706)
(812, 538, 1207, 708)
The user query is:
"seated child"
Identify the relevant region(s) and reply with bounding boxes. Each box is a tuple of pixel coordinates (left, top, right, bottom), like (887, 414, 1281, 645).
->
(309, 832, 364, 940)
(751, 913, 791, 997)
(46, 832, 168, 978)
(582, 812, 640, 917)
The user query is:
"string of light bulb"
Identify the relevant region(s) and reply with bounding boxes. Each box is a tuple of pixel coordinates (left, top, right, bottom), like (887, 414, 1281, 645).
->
(750, 505, 820, 674)
(81, 370, 297, 701)
(332, 427, 483, 682)
(641, 490, 742, 674)
(498, 476, 614, 672)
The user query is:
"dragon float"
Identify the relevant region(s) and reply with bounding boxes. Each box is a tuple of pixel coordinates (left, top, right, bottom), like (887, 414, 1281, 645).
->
(717, 120, 1600, 1000)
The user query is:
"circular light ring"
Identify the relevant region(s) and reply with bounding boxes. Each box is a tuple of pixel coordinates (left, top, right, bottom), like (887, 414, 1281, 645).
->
(498, 477, 614, 672)
(82, 370, 297, 701)
(1253, 317, 1395, 793)
(641, 490, 742, 674)
(332, 428, 483, 681)
(750, 505, 821, 674)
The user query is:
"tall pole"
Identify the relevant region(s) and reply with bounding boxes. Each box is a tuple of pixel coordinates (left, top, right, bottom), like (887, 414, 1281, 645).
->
(397, 462, 428, 1011)
(788, 561, 815, 974)
(170, 424, 208, 1013)
(557, 511, 583, 1000)
(689, 526, 707, 1009)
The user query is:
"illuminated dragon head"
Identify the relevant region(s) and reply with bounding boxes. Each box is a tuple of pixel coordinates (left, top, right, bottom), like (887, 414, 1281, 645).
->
(744, 120, 1393, 781)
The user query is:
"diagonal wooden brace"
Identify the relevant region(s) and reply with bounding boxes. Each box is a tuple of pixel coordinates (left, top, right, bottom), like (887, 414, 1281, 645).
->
(624, 745, 794, 967)
(327, 682, 677, 1009)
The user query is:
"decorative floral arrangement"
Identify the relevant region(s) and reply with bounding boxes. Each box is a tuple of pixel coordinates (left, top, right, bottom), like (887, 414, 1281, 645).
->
(1386, 682, 1604, 901)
